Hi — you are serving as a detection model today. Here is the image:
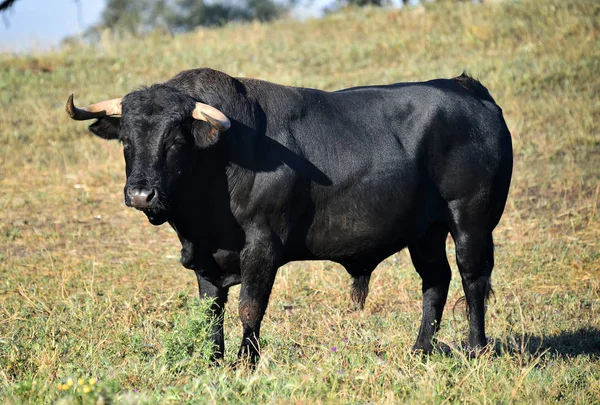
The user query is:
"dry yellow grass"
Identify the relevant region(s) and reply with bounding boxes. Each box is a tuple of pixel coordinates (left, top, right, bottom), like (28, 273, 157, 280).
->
(1, 0, 599, 403)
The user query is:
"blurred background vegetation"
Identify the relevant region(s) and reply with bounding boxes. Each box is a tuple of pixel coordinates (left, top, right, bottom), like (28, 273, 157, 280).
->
(95, 0, 287, 34)
(0, 0, 463, 45)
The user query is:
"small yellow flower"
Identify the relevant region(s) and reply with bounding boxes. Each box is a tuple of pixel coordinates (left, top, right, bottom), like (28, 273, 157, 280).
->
(57, 383, 63, 390)
(83, 385, 91, 394)
(88, 377, 97, 385)
(66, 378, 74, 387)
(78, 378, 85, 386)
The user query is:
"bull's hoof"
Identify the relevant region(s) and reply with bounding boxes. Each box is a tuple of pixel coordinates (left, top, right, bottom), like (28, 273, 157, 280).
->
(464, 336, 492, 357)
(232, 356, 258, 370)
(465, 342, 494, 358)
(412, 340, 452, 356)
(234, 345, 260, 369)
(208, 353, 225, 366)
(412, 342, 435, 355)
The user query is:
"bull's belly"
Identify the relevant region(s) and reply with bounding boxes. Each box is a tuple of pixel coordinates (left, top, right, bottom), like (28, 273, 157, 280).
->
(293, 200, 429, 263)
(285, 173, 437, 262)
(306, 219, 412, 261)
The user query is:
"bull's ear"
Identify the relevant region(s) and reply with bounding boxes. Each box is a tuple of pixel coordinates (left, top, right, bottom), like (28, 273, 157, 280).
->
(191, 120, 221, 149)
(88, 117, 120, 140)
(190, 102, 230, 148)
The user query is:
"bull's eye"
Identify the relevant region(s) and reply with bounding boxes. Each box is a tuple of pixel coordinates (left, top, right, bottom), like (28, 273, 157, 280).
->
(167, 139, 185, 152)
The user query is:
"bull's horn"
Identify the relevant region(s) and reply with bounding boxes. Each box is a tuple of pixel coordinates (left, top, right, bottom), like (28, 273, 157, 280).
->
(192, 102, 231, 131)
(66, 94, 122, 120)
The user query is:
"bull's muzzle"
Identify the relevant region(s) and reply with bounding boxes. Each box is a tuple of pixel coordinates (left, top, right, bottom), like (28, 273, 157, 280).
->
(126, 187, 158, 209)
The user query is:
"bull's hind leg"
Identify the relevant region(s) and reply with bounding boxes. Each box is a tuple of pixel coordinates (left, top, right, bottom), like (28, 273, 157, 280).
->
(408, 223, 451, 354)
(450, 210, 495, 350)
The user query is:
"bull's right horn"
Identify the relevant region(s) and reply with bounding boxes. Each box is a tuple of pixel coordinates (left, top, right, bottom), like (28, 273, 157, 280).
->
(66, 94, 122, 120)
(192, 102, 231, 131)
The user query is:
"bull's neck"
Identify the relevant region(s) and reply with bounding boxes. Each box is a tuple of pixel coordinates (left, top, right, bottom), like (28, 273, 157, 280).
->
(169, 145, 229, 239)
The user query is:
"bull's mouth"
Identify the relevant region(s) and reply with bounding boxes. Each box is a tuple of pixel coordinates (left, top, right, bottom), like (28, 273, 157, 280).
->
(139, 207, 169, 226)
(124, 191, 169, 225)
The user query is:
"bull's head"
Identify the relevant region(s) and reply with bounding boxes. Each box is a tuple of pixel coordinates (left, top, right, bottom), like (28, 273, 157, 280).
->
(66, 85, 230, 225)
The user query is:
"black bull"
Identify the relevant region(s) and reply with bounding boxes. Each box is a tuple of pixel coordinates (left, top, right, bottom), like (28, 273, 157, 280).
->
(66, 68, 513, 364)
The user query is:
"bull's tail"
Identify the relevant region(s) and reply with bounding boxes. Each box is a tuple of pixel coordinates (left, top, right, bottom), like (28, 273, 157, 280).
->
(453, 278, 495, 321)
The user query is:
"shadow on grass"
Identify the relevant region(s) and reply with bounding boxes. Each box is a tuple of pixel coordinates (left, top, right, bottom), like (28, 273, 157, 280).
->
(429, 327, 600, 359)
(515, 327, 600, 358)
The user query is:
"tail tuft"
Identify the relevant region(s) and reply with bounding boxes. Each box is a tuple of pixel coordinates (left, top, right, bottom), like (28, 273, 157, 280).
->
(351, 275, 370, 310)
(454, 279, 494, 321)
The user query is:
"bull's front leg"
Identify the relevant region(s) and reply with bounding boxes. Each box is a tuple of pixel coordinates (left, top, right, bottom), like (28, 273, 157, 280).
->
(237, 229, 280, 365)
(195, 274, 229, 361)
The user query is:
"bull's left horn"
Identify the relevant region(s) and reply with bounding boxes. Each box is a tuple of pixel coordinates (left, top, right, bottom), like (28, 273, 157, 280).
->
(192, 102, 231, 131)
(66, 94, 122, 120)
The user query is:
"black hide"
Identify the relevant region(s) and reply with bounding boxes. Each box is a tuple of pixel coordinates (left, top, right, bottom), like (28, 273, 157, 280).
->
(78, 68, 513, 364)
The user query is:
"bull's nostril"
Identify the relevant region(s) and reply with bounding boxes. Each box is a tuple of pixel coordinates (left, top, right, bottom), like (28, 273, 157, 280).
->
(146, 188, 156, 203)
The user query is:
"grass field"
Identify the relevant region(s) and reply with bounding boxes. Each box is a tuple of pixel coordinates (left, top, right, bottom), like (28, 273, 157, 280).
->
(1, 0, 599, 402)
